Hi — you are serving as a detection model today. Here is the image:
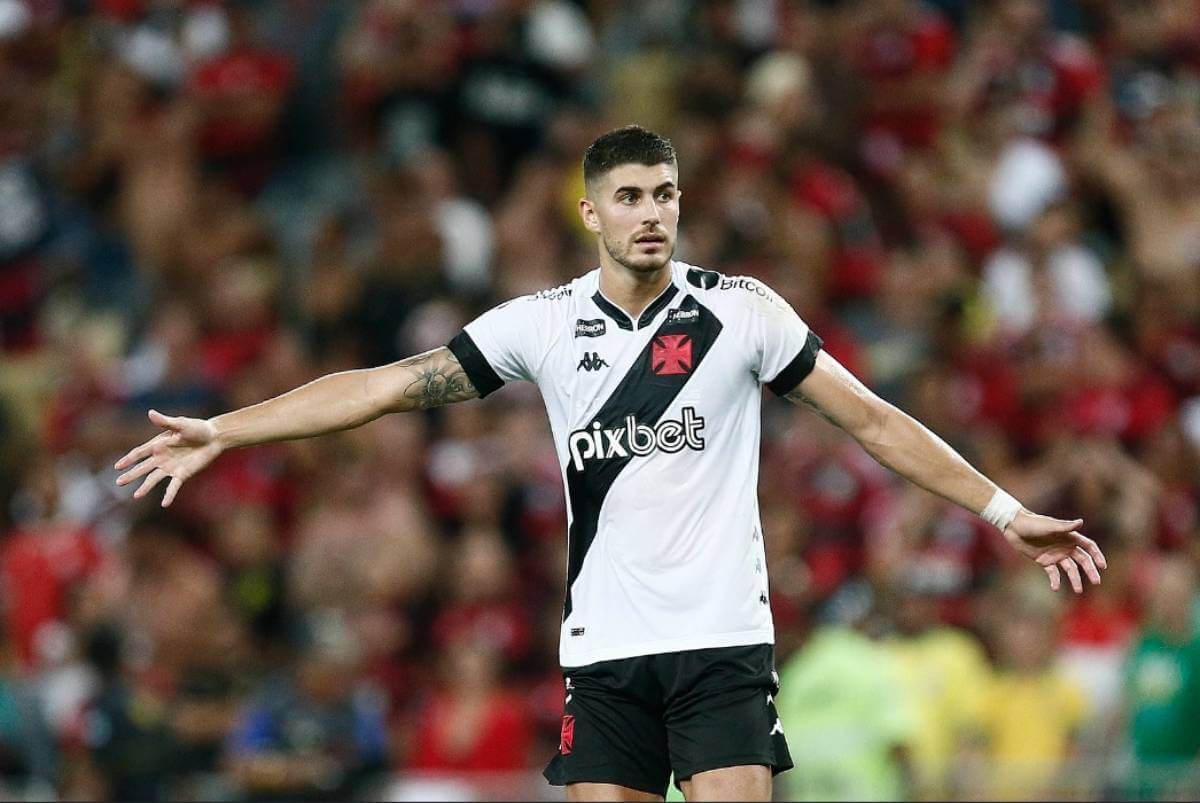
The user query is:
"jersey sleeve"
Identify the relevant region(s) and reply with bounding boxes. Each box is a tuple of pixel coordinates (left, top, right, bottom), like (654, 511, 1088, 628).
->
(748, 279, 824, 396)
(446, 295, 553, 397)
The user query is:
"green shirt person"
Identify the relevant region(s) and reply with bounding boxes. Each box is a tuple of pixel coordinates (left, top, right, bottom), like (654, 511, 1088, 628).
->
(1123, 557, 1200, 800)
(774, 626, 916, 801)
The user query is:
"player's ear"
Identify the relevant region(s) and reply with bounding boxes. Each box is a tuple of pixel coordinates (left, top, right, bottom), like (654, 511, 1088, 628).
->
(579, 196, 601, 234)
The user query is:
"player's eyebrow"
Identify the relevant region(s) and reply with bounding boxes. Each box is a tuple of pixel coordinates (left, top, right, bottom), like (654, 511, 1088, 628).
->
(613, 181, 677, 197)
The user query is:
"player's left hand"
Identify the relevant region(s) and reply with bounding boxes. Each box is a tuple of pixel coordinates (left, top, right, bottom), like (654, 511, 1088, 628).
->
(1003, 510, 1106, 593)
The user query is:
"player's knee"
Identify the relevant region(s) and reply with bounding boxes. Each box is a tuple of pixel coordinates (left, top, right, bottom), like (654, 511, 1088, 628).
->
(681, 765, 771, 802)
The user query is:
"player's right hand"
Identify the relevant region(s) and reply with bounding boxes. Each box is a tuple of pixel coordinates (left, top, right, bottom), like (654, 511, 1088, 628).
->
(114, 409, 223, 507)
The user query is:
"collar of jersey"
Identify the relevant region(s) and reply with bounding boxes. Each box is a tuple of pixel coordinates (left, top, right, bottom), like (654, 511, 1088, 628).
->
(591, 271, 680, 331)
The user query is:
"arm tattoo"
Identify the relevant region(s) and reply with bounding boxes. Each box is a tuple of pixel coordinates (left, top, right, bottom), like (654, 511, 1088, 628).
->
(398, 349, 478, 409)
(784, 386, 842, 429)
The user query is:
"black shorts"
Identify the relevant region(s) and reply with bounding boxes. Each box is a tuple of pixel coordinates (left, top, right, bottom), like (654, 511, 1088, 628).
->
(542, 643, 793, 797)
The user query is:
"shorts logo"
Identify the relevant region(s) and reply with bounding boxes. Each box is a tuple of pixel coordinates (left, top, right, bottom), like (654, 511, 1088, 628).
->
(651, 334, 693, 375)
(560, 715, 575, 754)
(575, 318, 606, 338)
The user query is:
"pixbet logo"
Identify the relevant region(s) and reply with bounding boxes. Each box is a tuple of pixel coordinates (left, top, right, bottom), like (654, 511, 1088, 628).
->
(568, 406, 705, 470)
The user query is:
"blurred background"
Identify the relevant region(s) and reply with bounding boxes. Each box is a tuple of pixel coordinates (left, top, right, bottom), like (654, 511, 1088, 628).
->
(1, 0, 1199, 800)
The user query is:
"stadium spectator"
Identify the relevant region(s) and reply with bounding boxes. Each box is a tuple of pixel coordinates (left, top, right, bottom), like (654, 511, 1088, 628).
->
(406, 629, 534, 774)
(0, 451, 104, 670)
(225, 611, 388, 801)
(0, 620, 55, 798)
(881, 583, 991, 798)
(974, 578, 1088, 799)
(774, 587, 916, 802)
(1121, 555, 1200, 801)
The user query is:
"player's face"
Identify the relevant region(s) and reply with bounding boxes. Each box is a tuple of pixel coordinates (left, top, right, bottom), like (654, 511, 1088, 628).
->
(580, 162, 680, 274)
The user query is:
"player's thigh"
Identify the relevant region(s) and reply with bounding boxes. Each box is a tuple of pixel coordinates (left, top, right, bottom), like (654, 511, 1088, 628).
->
(663, 645, 792, 791)
(567, 782, 665, 802)
(678, 764, 772, 802)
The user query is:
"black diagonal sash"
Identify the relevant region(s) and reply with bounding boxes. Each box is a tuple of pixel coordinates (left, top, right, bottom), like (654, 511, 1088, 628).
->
(562, 295, 723, 620)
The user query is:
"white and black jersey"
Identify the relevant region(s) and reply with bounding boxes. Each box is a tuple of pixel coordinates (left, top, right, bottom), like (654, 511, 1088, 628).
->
(447, 261, 822, 668)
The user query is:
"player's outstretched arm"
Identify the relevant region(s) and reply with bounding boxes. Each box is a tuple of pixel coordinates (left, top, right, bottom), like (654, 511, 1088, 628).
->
(114, 347, 477, 507)
(786, 350, 1106, 592)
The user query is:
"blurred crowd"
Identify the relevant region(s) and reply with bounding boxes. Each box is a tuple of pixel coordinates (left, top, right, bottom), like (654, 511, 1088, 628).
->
(1, 0, 1199, 800)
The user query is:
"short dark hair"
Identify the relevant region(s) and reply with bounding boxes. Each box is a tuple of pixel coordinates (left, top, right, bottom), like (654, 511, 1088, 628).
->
(582, 125, 677, 186)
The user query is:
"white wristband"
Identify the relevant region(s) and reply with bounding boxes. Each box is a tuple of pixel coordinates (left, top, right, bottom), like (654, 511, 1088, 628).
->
(981, 489, 1022, 531)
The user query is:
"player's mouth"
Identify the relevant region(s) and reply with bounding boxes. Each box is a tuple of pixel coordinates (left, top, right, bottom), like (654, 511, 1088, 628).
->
(634, 233, 668, 249)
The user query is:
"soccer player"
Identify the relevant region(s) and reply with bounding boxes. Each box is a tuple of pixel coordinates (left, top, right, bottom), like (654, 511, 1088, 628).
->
(114, 126, 1106, 802)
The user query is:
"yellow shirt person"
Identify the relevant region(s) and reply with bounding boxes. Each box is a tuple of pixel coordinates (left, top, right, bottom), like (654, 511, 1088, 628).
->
(978, 669, 1087, 799)
(884, 626, 991, 798)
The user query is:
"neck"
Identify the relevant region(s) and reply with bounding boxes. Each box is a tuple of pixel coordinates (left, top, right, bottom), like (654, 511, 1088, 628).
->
(597, 256, 673, 320)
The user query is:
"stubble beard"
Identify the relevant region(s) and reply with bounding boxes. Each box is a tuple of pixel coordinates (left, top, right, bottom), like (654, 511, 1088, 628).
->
(602, 232, 674, 274)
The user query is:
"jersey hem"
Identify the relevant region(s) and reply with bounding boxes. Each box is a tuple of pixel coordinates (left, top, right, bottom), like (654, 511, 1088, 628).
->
(559, 628, 775, 668)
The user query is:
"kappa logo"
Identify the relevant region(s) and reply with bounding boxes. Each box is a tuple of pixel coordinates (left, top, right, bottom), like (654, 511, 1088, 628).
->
(577, 352, 609, 372)
(769, 718, 784, 736)
(535, 284, 573, 300)
(575, 318, 606, 338)
(651, 334, 693, 376)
